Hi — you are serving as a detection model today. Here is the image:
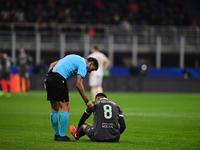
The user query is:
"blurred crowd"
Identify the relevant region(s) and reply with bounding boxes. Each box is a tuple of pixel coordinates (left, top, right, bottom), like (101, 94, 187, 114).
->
(0, 0, 198, 26)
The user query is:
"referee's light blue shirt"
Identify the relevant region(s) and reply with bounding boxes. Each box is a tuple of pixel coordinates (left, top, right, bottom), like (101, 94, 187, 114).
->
(52, 54, 87, 80)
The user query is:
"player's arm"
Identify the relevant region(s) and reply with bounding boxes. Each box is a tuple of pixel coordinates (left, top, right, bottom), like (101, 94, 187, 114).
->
(76, 75, 93, 109)
(78, 108, 92, 128)
(119, 115, 126, 134)
(28, 54, 33, 65)
(1, 58, 6, 67)
(118, 107, 126, 134)
(103, 58, 110, 71)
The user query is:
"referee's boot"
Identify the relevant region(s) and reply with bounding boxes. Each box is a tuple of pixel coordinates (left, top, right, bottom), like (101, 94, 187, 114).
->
(57, 135, 74, 142)
(54, 134, 60, 141)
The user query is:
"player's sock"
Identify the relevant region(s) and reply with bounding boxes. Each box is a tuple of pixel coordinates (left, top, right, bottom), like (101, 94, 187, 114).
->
(59, 111, 69, 137)
(7, 84, 10, 92)
(97, 86, 103, 93)
(76, 127, 85, 139)
(91, 87, 97, 101)
(50, 111, 59, 135)
(0, 83, 2, 91)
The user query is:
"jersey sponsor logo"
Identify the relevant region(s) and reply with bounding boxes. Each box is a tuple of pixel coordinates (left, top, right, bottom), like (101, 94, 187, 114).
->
(102, 123, 113, 128)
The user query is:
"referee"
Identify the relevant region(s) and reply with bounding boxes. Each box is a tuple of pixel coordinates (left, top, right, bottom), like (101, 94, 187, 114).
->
(45, 54, 98, 142)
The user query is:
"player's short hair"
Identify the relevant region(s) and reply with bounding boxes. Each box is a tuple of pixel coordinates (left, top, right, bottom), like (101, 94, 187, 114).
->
(95, 93, 107, 99)
(87, 57, 99, 70)
(93, 46, 98, 50)
(0, 49, 5, 53)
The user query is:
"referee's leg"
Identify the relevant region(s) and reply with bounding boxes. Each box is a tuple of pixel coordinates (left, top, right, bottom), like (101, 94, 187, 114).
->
(58, 101, 70, 137)
(50, 101, 60, 137)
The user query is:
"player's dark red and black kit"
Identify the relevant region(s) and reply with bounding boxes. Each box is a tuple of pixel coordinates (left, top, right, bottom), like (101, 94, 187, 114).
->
(0, 53, 11, 92)
(16, 53, 32, 78)
(0, 53, 11, 80)
(78, 98, 126, 142)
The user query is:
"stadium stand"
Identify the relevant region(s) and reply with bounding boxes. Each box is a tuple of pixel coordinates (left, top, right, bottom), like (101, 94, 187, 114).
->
(0, 0, 196, 26)
(0, 0, 199, 79)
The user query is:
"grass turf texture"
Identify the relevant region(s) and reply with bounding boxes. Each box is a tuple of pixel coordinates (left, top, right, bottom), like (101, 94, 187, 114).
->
(0, 91, 200, 150)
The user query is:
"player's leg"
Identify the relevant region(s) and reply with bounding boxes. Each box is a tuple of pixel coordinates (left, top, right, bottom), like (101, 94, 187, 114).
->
(25, 75, 30, 92)
(24, 78, 28, 92)
(96, 75, 103, 93)
(24, 72, 30, 92)
(0, 78, 3, 96)
(91, 86, 98, 101)
(81, 123, 90, 133)
(19, 76, 24, 93)
(0, 74, 5, 96)
(19, 70, 27, 93)
(96, 85, 103, 93)
(90, 75, 103, 100)
(4, 79, 11, 97)
(25, 78, 30, 92)
(70, 123, 90, 140)
(18, 70, 23, 93)
(5, 72, 10, 93)
(76, 124, 87, 139)
(69, 125, 80, 140)
(89, 74, 98, 101)
(6, 80, 10, 92)
(81, 123, 96, 141)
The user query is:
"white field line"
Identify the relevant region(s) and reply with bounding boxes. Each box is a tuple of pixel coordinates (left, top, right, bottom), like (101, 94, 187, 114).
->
(1, 112, 200, 118)
(124, 112, 200, 118)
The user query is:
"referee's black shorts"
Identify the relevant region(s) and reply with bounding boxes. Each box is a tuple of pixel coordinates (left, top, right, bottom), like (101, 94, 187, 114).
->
(45, 72, 69, 102)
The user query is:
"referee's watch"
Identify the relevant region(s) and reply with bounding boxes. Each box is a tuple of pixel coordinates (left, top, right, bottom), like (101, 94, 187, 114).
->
(84, 98, 89, 104)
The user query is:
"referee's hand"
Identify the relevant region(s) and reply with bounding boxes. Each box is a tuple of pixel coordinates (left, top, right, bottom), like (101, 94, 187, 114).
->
(86, 101, 94, 109)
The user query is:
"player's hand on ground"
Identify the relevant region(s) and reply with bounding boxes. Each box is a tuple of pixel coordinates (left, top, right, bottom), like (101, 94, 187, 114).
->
(87, 101, 94, 109)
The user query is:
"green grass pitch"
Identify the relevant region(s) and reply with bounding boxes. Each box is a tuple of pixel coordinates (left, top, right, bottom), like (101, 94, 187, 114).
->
(0, 91, 200, 150)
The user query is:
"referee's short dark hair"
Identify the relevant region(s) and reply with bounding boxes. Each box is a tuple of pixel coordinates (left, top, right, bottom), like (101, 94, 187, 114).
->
(95, 93, 107, 99)
(87, 57, 99, 70)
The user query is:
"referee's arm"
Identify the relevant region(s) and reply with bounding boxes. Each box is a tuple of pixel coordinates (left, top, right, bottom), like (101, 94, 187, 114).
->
(76, 75, 94, 109)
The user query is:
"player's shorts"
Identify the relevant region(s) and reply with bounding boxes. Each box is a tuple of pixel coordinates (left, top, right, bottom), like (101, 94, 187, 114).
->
(45, 72, 69, 102)
(89, 74, 103, 87)
(19, 69, 29, 78)
(0, 72, 10, 80)
(85, 125, 120, 142)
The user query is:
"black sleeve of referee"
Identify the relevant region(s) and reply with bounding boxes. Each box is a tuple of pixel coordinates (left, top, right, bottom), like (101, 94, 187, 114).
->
(119, 117, 126, 134)
(78, 110, 91, 127)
